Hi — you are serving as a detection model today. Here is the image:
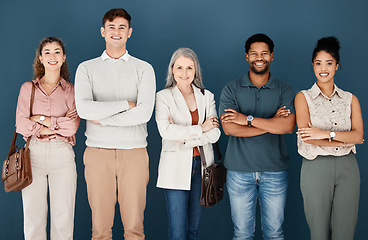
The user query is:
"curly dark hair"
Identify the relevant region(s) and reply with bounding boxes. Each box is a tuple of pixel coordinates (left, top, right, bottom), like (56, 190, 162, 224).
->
(33, 37, 70, 82)
(312, 36, 340, 64)
(245, 33, 274, 53)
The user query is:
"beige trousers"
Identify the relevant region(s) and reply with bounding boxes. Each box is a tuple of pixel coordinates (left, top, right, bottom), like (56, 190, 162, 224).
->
(22, 139, 77, 240)
(84, 147, 149, 240)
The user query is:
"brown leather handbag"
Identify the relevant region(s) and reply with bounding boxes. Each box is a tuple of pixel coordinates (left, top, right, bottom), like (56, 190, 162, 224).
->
(198, 88, 227, 207)
(2, 82, 35, 192)
(199, 142, 226, 207)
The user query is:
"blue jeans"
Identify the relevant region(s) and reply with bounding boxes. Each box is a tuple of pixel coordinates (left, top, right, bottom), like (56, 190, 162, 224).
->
(163, 156, 203, 240)
(227, 170, 288, 240)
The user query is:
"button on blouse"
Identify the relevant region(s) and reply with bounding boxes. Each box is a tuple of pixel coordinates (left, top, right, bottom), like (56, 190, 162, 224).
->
(16, 78, 80, 145)
(297, 83, 356, 160)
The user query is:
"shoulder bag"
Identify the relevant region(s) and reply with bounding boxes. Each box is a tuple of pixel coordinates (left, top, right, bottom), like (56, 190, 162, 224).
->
(2, 82, 35, 192)
(198, 88, 227, 207)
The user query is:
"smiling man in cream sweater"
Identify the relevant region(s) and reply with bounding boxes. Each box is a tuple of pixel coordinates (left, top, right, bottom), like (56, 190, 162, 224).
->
(75, 8, 156, 240)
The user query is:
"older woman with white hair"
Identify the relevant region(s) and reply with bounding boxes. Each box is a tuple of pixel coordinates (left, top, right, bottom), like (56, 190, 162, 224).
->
(155, 48, 221, 240)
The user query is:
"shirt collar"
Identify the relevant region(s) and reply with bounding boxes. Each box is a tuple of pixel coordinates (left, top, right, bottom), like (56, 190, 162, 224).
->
(101, 50, 130, 61)
(241, 72, 276, 89)
(33, 77, 67, 90)
(310, 82, 343, 99)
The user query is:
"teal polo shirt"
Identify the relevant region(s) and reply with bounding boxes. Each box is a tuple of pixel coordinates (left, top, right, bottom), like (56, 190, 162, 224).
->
(219, 73, 295, 172)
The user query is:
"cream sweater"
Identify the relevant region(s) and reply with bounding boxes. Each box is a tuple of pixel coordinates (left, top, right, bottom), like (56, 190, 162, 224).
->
(75, 52, 156, 149)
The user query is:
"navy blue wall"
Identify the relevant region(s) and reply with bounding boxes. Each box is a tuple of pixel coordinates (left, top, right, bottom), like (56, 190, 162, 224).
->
(0, 0, 367, 239)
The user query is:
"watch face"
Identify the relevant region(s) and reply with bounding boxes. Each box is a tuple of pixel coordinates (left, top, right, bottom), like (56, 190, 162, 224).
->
(40, 116, 45, 121)
(330, 131, 336, 138)
(247, 115, 253, 121)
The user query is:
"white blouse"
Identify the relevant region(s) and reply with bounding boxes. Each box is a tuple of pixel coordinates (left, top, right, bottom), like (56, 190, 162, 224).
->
(297, 83, 356, 160)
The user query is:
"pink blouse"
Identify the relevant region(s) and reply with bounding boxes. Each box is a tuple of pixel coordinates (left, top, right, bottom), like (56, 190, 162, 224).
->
(16, 78, 80, 146)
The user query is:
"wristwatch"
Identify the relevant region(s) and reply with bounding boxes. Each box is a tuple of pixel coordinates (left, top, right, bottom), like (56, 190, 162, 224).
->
(39, 116, 45, 125)
(329, 131, 336, 142)
(247, 115, 254, 127)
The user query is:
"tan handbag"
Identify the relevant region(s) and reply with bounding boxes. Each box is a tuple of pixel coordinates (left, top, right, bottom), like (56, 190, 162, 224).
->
(2, 82, 35, 192)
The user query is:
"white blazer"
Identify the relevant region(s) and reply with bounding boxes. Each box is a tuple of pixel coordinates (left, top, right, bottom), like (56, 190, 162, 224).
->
(155, 85, 221, 190)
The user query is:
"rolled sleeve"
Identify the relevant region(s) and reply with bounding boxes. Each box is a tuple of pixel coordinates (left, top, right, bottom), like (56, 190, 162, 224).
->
(52, 116, 80, 137)
(49, 116, 59, 130)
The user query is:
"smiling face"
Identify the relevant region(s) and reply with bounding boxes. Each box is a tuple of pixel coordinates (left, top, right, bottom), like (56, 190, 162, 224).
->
(172, 56, 196, 88)
(245, 42, 274, 75)
(101, 16, 132, 52)
(38, 42, 66, 73)
(313, 51, 339, 84)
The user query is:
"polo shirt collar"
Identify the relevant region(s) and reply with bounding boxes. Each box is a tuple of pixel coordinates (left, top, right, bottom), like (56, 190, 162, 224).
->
(33, 77, 68, 90)
(101, 50, 130, 61)
(310, 82, 343, 99)
(241, 72, 276, 89)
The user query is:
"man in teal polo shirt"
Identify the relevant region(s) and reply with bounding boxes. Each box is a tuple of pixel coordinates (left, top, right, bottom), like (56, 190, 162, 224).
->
(219, 33, 295, 240)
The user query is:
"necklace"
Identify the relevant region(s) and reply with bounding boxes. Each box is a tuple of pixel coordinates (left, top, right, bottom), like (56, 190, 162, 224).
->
(178, 87, 193, 97)
(182, 91, 193, 97)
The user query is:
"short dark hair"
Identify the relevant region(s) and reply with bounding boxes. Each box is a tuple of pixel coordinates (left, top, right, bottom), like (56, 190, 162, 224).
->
(312, 36, 340, 64)
(245, 33, 274, 53)
(102, 8, 131, 27)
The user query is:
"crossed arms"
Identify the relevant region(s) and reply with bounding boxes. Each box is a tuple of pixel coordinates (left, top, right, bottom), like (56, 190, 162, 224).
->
(295, 91, 363, 146)
(221, 106, 295, 137)
(74, 63, 156, 127)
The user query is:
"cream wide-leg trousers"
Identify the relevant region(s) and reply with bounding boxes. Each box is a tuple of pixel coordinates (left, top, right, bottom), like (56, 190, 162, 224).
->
(21, 139, 77, 240)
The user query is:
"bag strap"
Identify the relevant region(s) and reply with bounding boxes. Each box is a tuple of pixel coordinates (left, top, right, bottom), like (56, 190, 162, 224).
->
(29, 81, 35, 117)
(25, 82, 36, 150)
(7, 82, 35, 158)
(199, 146, 207, 168)
(7, 129, 18, 158)
(198, 88, 223, 169)
(213, 142, 223, 161)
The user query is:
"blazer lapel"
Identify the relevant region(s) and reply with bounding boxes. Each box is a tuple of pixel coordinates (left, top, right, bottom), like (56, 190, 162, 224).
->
(171, 86, 192, 125)
(193, 86, 206, 124)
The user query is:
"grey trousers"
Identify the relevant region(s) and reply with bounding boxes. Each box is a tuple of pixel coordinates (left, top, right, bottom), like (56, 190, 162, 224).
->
(300, 152, 360, 240)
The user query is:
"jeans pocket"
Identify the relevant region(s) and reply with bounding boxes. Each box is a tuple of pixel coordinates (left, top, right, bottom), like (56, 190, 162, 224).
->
(262, 170, 288, 185)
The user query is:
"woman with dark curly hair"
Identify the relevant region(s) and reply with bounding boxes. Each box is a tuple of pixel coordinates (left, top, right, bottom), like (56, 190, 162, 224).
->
(16, 37, 80, 240)
(295, 36, 364, 240)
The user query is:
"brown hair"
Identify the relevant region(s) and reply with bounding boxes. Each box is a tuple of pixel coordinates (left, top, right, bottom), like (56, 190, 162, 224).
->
(33, 37, 70, 82)
(102, 8, 131, 27)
